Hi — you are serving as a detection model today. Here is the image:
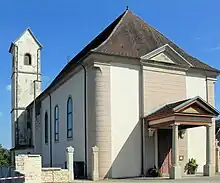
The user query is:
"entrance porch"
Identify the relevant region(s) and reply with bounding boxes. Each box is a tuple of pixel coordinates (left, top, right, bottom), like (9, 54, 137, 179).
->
(143, 96, 219, 179)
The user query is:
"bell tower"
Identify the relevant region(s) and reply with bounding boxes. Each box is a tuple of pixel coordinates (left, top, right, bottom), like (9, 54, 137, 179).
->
(9, 28, 42, 148)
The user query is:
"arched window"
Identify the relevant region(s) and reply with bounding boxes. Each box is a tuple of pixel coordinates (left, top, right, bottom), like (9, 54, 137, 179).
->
(67, 97, 73, 138)
(24, 53, 32, 65)
(54, 105, 59, 141)
(45, 112, 48, 144)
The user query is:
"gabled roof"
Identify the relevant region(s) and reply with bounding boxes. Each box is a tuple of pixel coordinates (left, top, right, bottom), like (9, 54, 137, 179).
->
(145, 96, 219, 120)
(27, 9, 220, 107)
(9, 28, 43, 53)
(93, 10, 220, 73)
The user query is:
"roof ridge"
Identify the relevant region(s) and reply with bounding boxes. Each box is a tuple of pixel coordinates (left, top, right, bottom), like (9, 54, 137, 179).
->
(92, 10, 129, 52)
(9, 27, 43, 53)
(142, 17, 220, 72)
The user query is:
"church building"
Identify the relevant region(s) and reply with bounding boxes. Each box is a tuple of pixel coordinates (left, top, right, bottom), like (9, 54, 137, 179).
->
(9, 9, 220, 180)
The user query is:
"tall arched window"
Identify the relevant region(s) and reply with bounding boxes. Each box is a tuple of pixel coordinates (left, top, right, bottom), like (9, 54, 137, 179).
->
(54, 105, 59, 141)
(24, 53, 32, 65)
(45, 112, 48, 144)
(67, 97, 73, 138)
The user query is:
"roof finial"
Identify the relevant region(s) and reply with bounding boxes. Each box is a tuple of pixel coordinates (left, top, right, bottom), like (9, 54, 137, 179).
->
(126, 6, 129, 10)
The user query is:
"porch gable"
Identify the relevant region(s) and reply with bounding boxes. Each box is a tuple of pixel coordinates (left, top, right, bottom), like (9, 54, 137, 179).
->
(144, 96, 219, 128)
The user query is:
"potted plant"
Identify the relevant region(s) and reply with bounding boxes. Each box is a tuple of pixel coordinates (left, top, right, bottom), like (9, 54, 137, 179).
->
(146, 166, 162, 177)
(184, 158, 198, 174)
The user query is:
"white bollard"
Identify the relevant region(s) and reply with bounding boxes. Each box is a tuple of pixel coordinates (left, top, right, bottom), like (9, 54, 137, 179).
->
(92, 146, 99, 181)
(66, 146, 74, 180)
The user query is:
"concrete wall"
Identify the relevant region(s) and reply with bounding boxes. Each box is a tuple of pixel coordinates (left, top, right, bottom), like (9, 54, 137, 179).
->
(41, 69, 85, 168)
(185, 73, 207, 173)
(15, 154, 72, 183)
(110, 63, 141, 178)
(15, 154, 42, 183)
(41, 168, 71, 183)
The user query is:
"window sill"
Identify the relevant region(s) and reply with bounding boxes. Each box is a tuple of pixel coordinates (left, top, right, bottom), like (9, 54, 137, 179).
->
(67, 137, 73, 141)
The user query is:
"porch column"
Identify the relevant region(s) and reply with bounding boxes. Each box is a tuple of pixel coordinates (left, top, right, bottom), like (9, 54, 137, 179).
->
(154, 129, 158, 168)
(170, 123, 181, 179)
(204, 124, 214, 176)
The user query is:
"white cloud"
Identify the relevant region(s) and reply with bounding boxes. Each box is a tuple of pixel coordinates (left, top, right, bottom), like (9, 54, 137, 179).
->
(207, 45, 220, 52)
(6, 84, 11, 92)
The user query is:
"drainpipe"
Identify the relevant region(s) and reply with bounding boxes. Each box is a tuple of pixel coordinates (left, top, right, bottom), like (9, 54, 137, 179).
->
(77, 62, 87, 178)
(49, 93, 52, 167)
(32, 48, 41, 150)
(206, 76, 208, 102)
(140, 62, 145, 175)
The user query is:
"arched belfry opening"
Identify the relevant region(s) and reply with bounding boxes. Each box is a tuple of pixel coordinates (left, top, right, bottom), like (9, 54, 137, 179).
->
(24, 53, 32, 65)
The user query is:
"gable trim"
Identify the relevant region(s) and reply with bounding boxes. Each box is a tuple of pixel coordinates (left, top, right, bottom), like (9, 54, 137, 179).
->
(141, 44, 193, 67)
(9, 28, 43, 53)
(173, 96, 219, 116)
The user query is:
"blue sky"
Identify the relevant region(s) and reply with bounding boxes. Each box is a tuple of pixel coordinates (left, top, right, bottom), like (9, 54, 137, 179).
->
(0, 0, 220, 149)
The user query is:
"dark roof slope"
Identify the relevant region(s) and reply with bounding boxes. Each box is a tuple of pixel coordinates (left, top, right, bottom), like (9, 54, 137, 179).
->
(28, 9, 220, 106)
(146, 99, 190, 119)
(94, 10, 220, 72)
(32, 10, 126, 102)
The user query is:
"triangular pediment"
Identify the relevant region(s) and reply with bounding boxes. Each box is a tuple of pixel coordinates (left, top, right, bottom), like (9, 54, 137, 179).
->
(180, 103, 213, 115)
(144, 96, 219, 121)
(174, 96, 219, 116)
(141, 44, 192, 67)
(149, 52, 175, 64)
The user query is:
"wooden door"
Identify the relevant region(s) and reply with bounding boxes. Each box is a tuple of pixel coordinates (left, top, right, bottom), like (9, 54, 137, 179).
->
(158, 129, 172, 176)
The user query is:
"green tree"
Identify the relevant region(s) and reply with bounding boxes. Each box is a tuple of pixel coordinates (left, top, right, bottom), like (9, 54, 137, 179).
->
(0, 144, 11, 166)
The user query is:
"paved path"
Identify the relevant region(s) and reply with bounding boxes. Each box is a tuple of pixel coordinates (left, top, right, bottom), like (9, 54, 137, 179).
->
(101, 175, 220, 183)
(73, 174, 220, 183)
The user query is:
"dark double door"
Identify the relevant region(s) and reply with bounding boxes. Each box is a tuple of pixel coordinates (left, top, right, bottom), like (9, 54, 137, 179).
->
(158, 129, 172, 176)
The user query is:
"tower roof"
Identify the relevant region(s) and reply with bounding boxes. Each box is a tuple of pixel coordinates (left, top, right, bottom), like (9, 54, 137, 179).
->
(9, 28, 43, 53)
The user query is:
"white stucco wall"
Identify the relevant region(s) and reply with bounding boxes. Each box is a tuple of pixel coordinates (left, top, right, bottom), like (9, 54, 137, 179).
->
(186, 73, 207, 173)
(12, 29, 41, 108)
(41, 70, 85, 168)
(110, 64, 141, 178)
(41, 96, 50, 167)
(14, 30, 41, 74)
